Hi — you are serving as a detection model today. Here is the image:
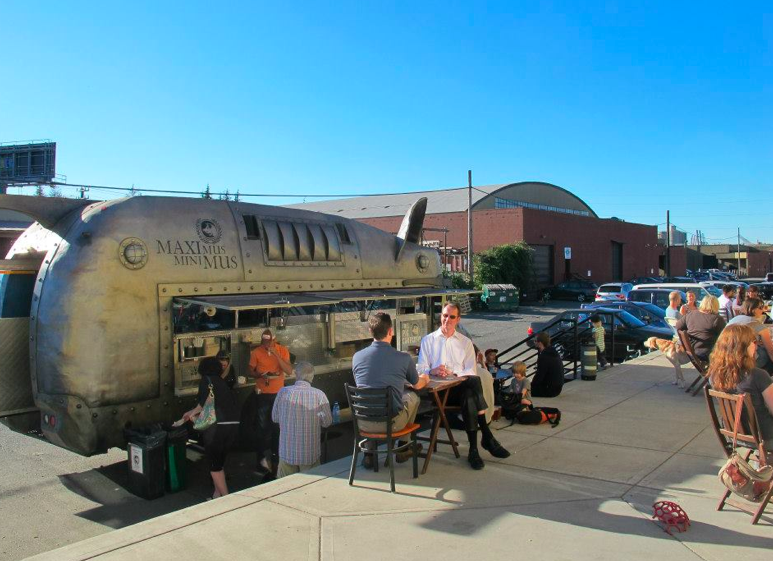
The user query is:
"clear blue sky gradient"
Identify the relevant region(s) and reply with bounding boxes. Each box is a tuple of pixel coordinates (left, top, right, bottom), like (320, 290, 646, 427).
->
(2, 1, 771, 242)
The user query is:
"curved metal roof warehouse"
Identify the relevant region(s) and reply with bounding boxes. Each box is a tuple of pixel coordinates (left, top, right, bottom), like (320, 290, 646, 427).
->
(288, 181, 598, 219)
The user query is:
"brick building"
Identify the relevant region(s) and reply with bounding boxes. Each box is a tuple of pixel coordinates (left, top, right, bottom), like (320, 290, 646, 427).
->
(290, 182, 661, 287)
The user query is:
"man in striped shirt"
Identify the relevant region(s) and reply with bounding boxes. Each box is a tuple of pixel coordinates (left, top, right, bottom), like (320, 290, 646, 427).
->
(271, 362, 332, 478)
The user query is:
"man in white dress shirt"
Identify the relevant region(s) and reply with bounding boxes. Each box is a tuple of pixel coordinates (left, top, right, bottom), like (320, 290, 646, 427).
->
(417, 302, 510, 470)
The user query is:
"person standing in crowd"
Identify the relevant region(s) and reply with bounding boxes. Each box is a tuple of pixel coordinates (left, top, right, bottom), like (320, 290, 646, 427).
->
(216, 350, 236, 388)
(531, 332, 565, 397)
(708, 324, 773, 454)
(733, 285, 747, 316)
(727, 298, 773, 374)
(679, 291, 698, 316)
(675, 294, 725, 363)
(181, 357, 240, 499)
(271, 362, 332, 478)
(243, 329, 293, 474)
(666, 291, 683, 321)
(717, 285, 737, 321)
(417, 303, 510, 470)
(353, 312, 429, 468)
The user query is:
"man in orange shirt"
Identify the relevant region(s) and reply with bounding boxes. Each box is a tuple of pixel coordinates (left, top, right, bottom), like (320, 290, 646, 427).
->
(244, 329, 293, 474)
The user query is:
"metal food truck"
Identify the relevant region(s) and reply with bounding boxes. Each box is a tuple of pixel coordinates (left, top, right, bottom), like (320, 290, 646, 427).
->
(0, 194, 472, 456)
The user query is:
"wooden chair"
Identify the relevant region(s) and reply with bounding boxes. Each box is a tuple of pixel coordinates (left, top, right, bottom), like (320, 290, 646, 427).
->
(705, 387, 773, 524)
(677, 329, 709, 396)
(345, 384, 420, 493)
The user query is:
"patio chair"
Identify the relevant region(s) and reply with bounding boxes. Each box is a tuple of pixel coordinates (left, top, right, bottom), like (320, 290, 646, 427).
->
(677, 329, 709, 396)
(345, 384, 420, 493)
(704, 387, 773, 524)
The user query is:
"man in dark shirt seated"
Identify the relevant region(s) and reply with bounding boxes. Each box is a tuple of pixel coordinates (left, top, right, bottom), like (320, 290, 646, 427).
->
(531, 332, 565, 398)
(352, 312, 429, 468)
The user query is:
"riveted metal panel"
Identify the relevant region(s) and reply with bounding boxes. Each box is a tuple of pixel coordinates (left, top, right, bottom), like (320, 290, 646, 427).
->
(0, 318, 35, 415)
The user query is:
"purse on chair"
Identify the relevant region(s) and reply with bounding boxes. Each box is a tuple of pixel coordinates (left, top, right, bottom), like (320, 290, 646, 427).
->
(718, 396, 773, 503)
(193, 378, 217, 431)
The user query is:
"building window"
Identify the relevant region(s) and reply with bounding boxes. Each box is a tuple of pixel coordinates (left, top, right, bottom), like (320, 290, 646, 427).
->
(494, 197, 590, 217)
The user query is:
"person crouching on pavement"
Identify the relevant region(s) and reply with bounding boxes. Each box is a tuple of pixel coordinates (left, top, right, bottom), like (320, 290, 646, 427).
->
(271, 362, 332, 478)
(417, 302, 511, 470)
(353, 312, 429, 468)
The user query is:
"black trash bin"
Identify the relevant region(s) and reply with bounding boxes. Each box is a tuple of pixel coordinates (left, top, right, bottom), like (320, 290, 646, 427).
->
(125, 426, 167, 500)
(581, 343, 597, 381)
(165, 425, 189, 492)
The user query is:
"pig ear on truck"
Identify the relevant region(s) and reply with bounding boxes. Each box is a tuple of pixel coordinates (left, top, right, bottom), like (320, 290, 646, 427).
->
(395, 197, 427, 262)
(0, 193, 92, 231)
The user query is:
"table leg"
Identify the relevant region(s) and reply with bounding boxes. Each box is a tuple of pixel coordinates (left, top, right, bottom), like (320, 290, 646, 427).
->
(435, 389, 460, 458)
(421, 404, 442, 475)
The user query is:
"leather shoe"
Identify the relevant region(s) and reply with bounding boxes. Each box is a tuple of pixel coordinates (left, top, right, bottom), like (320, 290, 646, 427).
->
(396, 443, 423, 463)
(468, 448, 485, 470)
(482, 437, 511, 459)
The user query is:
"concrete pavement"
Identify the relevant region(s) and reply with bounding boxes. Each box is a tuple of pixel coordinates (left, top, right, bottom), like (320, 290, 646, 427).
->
(26, 354, 773, 561)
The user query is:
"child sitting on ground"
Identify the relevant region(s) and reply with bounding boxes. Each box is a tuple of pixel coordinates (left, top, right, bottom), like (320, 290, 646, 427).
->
(511, 361, 532, 406)
(589, 315, 609, 369)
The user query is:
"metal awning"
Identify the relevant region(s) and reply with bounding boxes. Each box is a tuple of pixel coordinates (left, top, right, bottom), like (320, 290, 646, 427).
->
(174, 293, 340, 311)
(174, 288, 479, 312)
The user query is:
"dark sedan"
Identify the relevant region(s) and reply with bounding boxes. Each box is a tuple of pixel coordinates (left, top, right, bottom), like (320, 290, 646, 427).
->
(750, 282, 773, 300)
(544, 279, 599, 302)
(582, 301, 670, 330)
(528, 308, 674, 361)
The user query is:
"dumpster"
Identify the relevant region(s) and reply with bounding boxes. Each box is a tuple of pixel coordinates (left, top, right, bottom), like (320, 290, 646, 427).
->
(125, 426, 166, 499)
(580, 343, 597, 381)
(481, 284, 519, 311)
(165, 426, 189, 492)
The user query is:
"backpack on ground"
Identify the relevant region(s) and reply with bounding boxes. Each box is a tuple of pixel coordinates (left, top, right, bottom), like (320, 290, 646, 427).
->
(512, 404, 561, 427)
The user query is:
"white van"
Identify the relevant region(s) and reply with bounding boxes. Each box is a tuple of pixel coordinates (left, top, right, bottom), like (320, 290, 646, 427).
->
(632, 283, 712, 303)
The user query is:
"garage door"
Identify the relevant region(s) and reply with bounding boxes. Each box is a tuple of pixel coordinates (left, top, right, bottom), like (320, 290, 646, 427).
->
(531, 245, 553, 287)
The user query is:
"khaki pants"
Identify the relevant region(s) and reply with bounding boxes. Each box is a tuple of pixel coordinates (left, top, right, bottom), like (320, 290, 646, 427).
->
(277, 459, 320, 479)
(358, 391, 420, 434)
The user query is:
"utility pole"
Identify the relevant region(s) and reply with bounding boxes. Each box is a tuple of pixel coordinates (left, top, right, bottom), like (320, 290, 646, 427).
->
(665, 211, 671, 277)
(467, 170, 474, 280)
(737, 227, 742, 276)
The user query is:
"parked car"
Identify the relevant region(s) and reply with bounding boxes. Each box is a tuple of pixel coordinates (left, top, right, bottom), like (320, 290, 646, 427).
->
(527, 308, 674, 361)
(765, 273, 773, 282)
(628, 288, 687, 309)
(700, 280, 749, 292)
(629, 276, 663, 285)
(662, 276, 696, 284)
(595, 282, 634, 302)
(632, 283, 711, 303)
(582, 301, 670, 329)
(544, 279, 599, 302)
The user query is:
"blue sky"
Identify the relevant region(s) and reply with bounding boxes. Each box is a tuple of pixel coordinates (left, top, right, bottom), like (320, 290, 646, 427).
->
(2, 1, 771, 242)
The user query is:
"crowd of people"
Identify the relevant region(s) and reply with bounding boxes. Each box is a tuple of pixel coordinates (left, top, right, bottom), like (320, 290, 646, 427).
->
(647, 285, 773, 452)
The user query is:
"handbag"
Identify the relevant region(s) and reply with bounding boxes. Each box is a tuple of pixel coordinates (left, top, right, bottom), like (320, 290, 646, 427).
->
(717, 395, 773, 503)
(193, 378, 217, 431)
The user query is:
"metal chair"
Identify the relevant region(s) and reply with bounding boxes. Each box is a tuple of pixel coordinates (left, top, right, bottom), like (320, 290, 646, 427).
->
(677, 329, 709, 396)
(704, 387, 773, 524)
(345, 384, 420, 493)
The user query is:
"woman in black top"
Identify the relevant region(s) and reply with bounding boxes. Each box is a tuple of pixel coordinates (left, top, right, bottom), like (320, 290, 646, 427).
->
(182, 357, 240, 498)
(708, 324, 773, 453)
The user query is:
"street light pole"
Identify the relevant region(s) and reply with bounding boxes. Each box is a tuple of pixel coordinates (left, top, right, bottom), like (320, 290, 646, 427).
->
(467, 170, 473, 280)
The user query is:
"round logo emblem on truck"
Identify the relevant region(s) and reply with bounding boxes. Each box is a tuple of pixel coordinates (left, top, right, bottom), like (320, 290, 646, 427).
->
(196, 219, 222, 244)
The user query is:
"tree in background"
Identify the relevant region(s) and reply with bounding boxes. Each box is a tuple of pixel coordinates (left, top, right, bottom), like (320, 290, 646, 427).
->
(35, 185, 46, 196)
(219, 189, 231, 201)
(48, 185, 64, 197)
(202, 184, 212, 199)
(473, 242, 534, 292)
(233, 190, 241, 202)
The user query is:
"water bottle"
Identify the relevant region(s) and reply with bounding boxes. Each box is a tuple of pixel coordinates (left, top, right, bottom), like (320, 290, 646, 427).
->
(332, 401, 340, 424)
